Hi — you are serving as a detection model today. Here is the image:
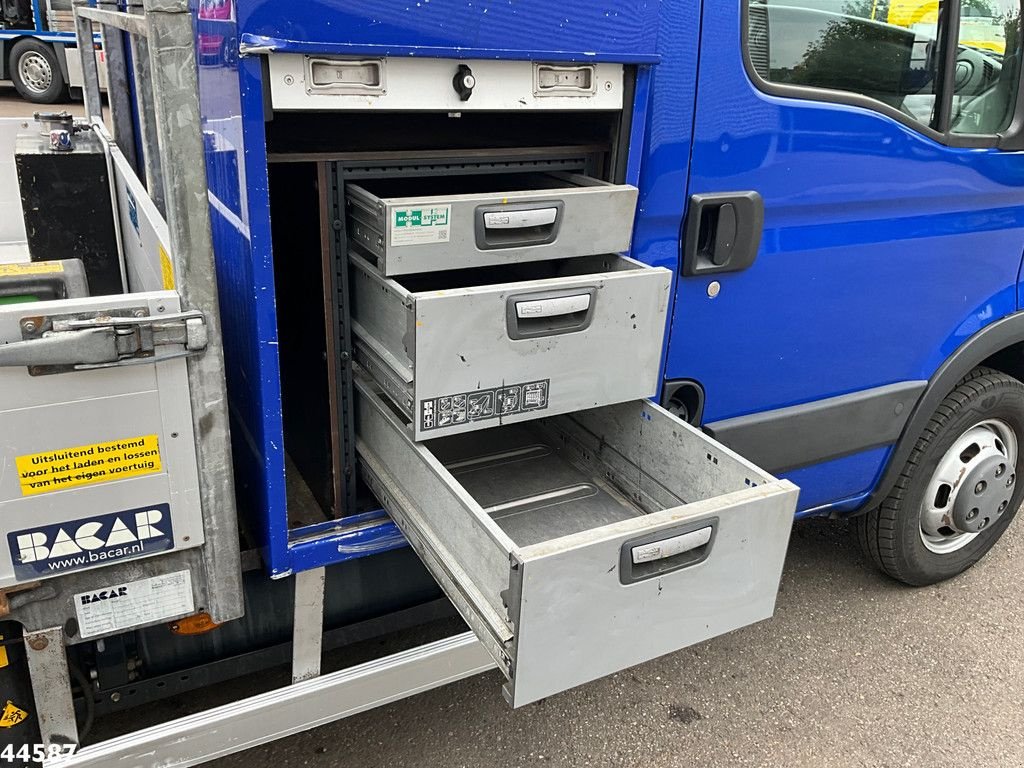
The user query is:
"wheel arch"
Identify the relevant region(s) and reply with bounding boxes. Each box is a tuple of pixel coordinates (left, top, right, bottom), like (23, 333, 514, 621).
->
(860, 311, 1024, 514)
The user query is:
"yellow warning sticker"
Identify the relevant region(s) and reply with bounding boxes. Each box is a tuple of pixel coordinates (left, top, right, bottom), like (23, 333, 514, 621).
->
(0, 701, 28, 728)
(16, 435, 163, 496)
(0, 262, 63, 277)
(159, 245, 175, 290)
(0, 635, 7, 669)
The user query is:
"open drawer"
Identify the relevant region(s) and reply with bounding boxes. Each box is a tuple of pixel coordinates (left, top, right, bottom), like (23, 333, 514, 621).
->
(355, 373, 799, 707)
(351, 252, 671, 440)
(347, 172, 639, 276)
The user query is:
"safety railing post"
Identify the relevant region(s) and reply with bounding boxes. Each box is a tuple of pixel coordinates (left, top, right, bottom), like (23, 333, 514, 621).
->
(126, 0, 165, 214)
(72, 0, 103, 123)
(142, 0, 242, 621)
(96, 0, 138, 170)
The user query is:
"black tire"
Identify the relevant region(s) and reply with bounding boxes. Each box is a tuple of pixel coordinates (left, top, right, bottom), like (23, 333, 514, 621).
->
(9, 39, 67, 104)
(856, 367, 1024, 586)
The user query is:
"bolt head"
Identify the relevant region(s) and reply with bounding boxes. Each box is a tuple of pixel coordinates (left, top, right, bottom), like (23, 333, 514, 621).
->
(27, 635, 48, 651)
(966, 508, 979, 521)
(707, 281, 721, 299)
(21, 320, 37, 333)
(975, 481, 988, 495)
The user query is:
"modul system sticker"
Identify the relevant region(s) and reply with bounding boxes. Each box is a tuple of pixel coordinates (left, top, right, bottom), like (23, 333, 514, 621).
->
(390, 205, 451, 246)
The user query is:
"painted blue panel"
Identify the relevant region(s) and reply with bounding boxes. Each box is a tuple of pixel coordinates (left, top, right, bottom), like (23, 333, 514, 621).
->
(782, 447, 892, 517)
(661, 2, 1024, 510)
(193, 3, 292, 573)
(235, 0, 659, 62)
(287, 512, 408, 574)
(630, 0, 702, 391)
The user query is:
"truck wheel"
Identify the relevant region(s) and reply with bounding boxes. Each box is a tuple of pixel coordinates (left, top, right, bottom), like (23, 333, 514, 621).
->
(9, 39, 67, 104)
(856, 367, 1024, 586)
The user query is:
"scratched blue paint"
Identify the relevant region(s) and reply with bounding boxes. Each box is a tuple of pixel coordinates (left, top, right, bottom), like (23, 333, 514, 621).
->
(237, 0, 659, 63)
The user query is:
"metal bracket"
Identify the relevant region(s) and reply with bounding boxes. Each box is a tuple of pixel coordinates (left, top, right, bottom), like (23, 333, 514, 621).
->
(0, 308, 208, 375)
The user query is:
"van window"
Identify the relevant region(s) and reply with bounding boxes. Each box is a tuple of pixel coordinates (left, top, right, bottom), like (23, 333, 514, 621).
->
(950, 0, 1021, 134)
(747, 0, 1023, 139)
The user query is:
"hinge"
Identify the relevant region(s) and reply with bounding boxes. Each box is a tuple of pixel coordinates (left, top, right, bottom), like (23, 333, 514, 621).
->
(0, 308, 208, 375)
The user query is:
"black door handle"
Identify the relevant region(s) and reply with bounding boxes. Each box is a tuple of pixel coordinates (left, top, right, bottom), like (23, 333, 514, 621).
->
(681, 191, 764, 276)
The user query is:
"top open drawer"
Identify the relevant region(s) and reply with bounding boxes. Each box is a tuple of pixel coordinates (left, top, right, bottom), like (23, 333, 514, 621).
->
(346, 172, 639, 276)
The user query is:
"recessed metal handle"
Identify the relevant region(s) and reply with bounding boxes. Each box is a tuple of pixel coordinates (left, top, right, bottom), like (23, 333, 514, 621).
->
(620, 518, 718, 584)
(475, 201, 564, 250)
(506, 288, 596, 340)
(484, 208, 558, 230)
(515, 293, 591, 320)
(631, 526, 713, 564)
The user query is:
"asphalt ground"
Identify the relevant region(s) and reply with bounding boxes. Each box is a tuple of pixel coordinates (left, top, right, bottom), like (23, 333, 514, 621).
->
(0, 88, 80, 118)
(1, 86, 1021, 767)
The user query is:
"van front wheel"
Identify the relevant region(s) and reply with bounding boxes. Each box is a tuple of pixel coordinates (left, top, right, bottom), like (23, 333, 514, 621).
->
(856, 367, 1024, 586)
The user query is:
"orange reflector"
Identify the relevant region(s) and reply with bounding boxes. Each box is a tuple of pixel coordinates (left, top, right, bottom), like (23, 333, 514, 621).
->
(169, 613, 221, 636)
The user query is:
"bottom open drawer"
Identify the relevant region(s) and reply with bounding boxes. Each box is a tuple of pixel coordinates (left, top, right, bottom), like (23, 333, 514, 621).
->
(355, 372, 799, 707)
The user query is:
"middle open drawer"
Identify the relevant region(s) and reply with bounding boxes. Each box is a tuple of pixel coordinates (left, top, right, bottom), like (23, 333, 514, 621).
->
(350, 251, 672, 440)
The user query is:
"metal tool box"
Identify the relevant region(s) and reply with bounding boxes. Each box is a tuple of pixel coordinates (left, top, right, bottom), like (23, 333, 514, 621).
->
(350, 251, 671, 440)
(356, 372, 799, 706)
(346, 171, 639, 276)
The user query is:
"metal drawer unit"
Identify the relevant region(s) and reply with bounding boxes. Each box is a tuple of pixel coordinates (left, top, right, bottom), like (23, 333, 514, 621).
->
(346, 171, 639, 276)
(355, 373, 800, 706)
(349, 252, 672, 440)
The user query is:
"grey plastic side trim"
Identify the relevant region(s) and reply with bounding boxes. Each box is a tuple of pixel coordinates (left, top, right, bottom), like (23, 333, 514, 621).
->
(705, 381, 927, 474)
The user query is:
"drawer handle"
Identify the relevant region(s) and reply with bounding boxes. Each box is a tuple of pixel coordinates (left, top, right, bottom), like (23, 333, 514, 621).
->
(475, 201, 564, 250)
(619, 519, 718, 585)
(483, 208, 558, 230)
(515, 294, 591, 320)
(631, 527, 712, 564)
(506, 288, 596, 340)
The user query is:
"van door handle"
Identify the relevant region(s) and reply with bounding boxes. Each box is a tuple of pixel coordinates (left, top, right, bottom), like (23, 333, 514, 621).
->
(681, 191, 764, 276)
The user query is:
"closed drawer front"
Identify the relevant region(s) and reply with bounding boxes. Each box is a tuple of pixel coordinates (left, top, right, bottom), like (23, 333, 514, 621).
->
(355, 373, 799, 707)
(347, 172, 639, 276)
(350, 252, 672, 440)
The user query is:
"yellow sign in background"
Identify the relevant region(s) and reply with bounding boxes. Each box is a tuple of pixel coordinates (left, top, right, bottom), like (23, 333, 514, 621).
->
(16, 435, 163, 496)
(0, 262, 63, 277)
